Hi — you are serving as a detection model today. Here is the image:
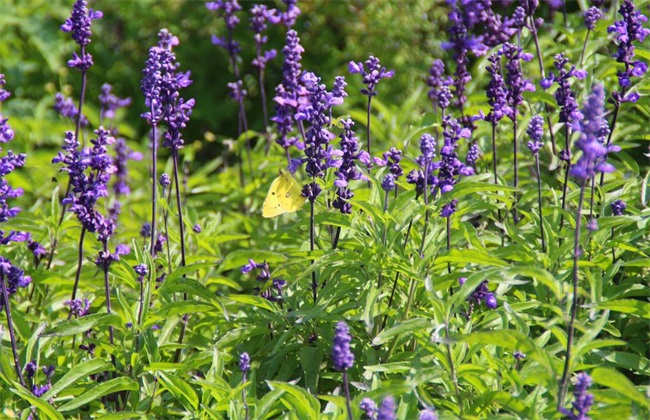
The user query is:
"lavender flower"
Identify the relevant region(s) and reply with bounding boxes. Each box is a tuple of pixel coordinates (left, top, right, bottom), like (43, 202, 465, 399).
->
(140, 222, 152, 238)
(54, 93, 88, 126)
(514, 351, 526, 360)
(207, 1, 242, 65)
(377, 396, 397, 420)
(24, 360, 37, 379)
(241, 260, 284, 302)
(333, 119, 365, 214)
(332, 321, 354, 371)
(239, 352, 250, 373)
(440, 199, 458, 218)
(560, 372, 594, 420)
(95, 244, 130, 271)
(570, 84, 617, 180)
(296, 72, 337, 202)
(360, 398, 378, 419)
(485, 53, 511, 125)
(250, 5, 278, 72)
(276, 0, 301, 28)
(99, 83, 131, 122)
(111, 138, 142, 208)
(466, 144, 480, 167)
(381, 173, 396, 192)
(584, 7, 602, 31)
(419, 408, 438, 420)
(541, 54, 586, 125)
(526, 115, 545, 155)
(407, 133, 438, 196)
(374, 148, 403, 180)
(427, 60, 453, 109)
(272, 29, 306, 151)
(348, 56, 394, 98)
(66, 298, 90, 317)
(153, 233, 167, 255)
(459, 278, 497, 310)
(502, 43, 535, 121)
(611, 199, 626, 216)
(608, 0, 650, 102)
(60, 0, 102, 71)
(134, 264, 148, 281)
(159, 173, 171, 188)
(32, 384, 51, 398)
(193, 224, 202, 233)
(437, 115, 473, 195)
(28, 241, 47, 259)
(327, 76, 348, 109)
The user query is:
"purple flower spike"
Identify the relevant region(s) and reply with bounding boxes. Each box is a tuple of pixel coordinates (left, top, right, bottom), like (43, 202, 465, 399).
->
(427, 60, 453, 109)
(608, 0, 650, 101)
(611, 199, 626, 216)
(501, 43, 535, 121)
(239, 352, 250, 373)
(272, 29, 305, 151)
(54, 93, 88, 127)
(560, 372, 594, 420)
(419, 408, 438, 420)
(333, 119, 364, 214)
(526, 115, 545, 155)
(332, 321, 354, 371)
(407, 133, 438, 197)
(60, 0, 102, 71)
(360, 397, 378, 420)
(571, 84, 615, 181)
(584, 6, 602, 31)
(485, 53, 511, 124)
(99, 83, 131, 121)
(65, 298, 90, 318)
(348, 55, 394, 98)
(377, 396, 397, 420)
(542, 54, 584, 125)
(437, 116, 473, 194)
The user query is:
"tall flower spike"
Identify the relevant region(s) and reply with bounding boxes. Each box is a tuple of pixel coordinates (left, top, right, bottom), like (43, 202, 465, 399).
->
(377, 396, 397, 420)
(360, 398, 378, 420)
(54, 93, 88, 127)
(501, 43, 535, 121)
(570, 84, 617, 180)
(436, 115, 473, 197)
(560, 372, 594, 420)
(99, 83, 131, 122)
(526, 115, 545, 155)
(207, 0, 243, 71)
(608, 0, 650, 103)
(331, 321, 354, 371)
(272, 29, 306, 152)
(541, 54, 586, 125)
(407, 133, 438, 197)
(348, 56, 394, 98)
(611, 199, 626, 216)
(60, 0, 102, 71)
(333, 119, 365, 214)
(485, 53, 511, 125)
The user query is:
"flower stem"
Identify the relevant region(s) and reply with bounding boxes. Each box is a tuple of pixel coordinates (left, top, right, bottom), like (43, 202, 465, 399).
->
(599, 104, 621, 187)
(558, 180, 586, 407)
(102, 240, 116, 369)
(444, 323, 461, 404)
(559, 125, 572, 235)
(68, 227, 86, 317)
(446, 216, 452, 274)
(580, 29, 591, 68)
(242, 372, 249, 420)
(171, 149, 189, 360)
(536, 155, 547, 253)
(343, 371, 353, 420)
(310, 200, 317, 304)
(513, 117, 519, 224)
(366, 96, 372, 155)
(1, 273, 26, 387)
(149, 122, 158, 257)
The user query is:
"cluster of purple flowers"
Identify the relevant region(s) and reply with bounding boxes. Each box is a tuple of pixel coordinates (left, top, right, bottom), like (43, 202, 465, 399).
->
(526, 115, 545, 155)
(296, 72, 339, 201)
(207, 1, 243, 64)
(570, 84, 617, 181)
(25, 360, 55, 397)
(239, 352, 250, 373)
(272, 30, 306, 151)
(501, 43, 534, 121)
(54, 93, 88, 127)
(560, 372, 594, 419)
(608, 0, 650, 103)
(348, 56, 395, 98)
(584, 6, 602, 31)
(542, 54, 585, 126)
(333, 119, 367, 214)
(99, 83, 132, 122)
(60, 0, 102, 71)
(250, 4, 278, 72)
(66, 298, 91, 318)
(407, 134, 437, 197)
(53, 128, 116, 241)
(375, 148, 403, 192)
(459, 277, 497, 310)
(241, 259, 286, 302)
(427, 60, 453, 111)
(611, 199, 626, 216)
(141, 29, 195, 151)
(360, 395, 396, 420)
(485, 52, 510, 125)
(331, 321, 354, 371)
(438, 116, 474, 194)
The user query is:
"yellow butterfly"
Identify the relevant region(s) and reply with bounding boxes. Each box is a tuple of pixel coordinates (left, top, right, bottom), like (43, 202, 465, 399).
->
(262, 169, 307, 218)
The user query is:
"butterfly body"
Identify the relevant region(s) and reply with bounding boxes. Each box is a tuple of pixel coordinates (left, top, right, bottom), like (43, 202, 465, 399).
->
(262, 169, 307, 218)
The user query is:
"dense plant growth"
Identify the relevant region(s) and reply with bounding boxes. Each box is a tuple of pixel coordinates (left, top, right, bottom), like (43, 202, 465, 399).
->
(1, 0, 649, 418)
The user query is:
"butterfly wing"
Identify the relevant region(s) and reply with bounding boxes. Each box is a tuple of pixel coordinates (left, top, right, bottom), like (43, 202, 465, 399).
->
(277, 169, 307, 213)
(262, 175, 285, 218)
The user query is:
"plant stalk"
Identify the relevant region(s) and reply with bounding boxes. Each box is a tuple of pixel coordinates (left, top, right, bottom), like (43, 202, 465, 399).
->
(1, 273, 26, 387)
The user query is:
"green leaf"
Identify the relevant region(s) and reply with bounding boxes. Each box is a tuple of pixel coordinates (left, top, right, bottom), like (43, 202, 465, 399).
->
(165, 261, 220, 284)
(227, 294, 276, 312)
(591, 367, 650, 408)
(10, 382, 64, 420)
(372, 318, 430, 346)
(436, 249, 509, 268)
(267, 381, 320, 419)
(41, 314, 122, 337)
(158, 372, 199, 411)
(158, 301, 217, 317)
(299, 346, 324, 393)
(597, 300, 650, 319)
(58, 377, 139, 411)
(42, 359, 113, 400)
(254, 388, 285, 420)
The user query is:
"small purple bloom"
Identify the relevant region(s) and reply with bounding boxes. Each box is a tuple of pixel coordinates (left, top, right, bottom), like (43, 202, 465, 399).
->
(54, 93, 88, 127)
(560, 372, 594, 420)
(193, 224, 202, 233)
(159, 173, 171, 188)
(134, 264, 148, 281)
(419, 408, 438, 420)
(514, 350, 526, 360)
(239, 352, 250, 373)
(377, 396, 397, 420)
(66, 298, 90, 318)
(332, 321, 354, 371)
(611, 199, 626, 216)
(32, 384, 51, 398)
(60, 0, 102, 71)
(542, 54, 584, 125)
(584, 6, 602, 31)
(360, 397, 378, 420)
(140, 223, 152, 238)
(348, 55, 394, 98)
(381, 173, 396, 192)
(526, 115, 545, 155)
(25, 360, 37, 379)
(99, 83, 131, 121)
(440, 199, 458, 218)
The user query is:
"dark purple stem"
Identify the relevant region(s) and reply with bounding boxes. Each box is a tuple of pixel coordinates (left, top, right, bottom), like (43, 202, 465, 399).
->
(343, 371, 353, 420)
(536, 154, 547, 253)
(1, 273, 26, 387)
(558, 180, 586, 407)
(171, 149, 189, 359)
(310, 200, 317, 304)
(366, 96, 372, 155)
(559, 125, 571, 234)
(68, 226, 87, 318)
